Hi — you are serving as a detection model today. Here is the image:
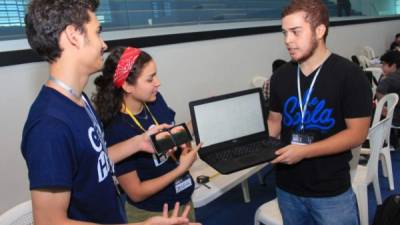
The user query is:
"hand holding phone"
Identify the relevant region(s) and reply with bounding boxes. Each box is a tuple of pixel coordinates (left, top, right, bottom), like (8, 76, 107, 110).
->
(149, 123, 193, 157)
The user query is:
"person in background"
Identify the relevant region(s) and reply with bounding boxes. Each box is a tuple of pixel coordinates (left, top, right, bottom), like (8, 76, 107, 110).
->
(336, 0, 352, 17)
(390, 33, 400, 51)
(262, 59, 287, 105)
(21, 0, 199, 224)
(268, 0, 372, 224)
(376, 50, 400, 150)
(92, 46, 200, 223)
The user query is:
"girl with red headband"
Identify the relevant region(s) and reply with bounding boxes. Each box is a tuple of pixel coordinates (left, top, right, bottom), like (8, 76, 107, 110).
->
(93, 46, 199, 222)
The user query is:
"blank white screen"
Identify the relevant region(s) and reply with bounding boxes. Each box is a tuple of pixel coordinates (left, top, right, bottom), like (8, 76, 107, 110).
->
(193, 92, 265, 147)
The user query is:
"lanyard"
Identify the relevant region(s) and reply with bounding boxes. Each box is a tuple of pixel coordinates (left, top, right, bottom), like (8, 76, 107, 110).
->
(82, 97, 108, 155)
(48, 76, 115, 173)
(124, 103, 159, 132)
(50, 77, 126, 211)
(49, 76, 81, 99)
(297, 65, 323, 130)
(82, 96, 124, 200)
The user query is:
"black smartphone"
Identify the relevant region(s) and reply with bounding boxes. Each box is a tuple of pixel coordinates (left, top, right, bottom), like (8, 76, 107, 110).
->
(150, 123, 193, 156)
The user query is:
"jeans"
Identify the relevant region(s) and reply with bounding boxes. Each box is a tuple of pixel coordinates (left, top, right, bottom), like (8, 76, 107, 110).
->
(276, 187, 359, 225)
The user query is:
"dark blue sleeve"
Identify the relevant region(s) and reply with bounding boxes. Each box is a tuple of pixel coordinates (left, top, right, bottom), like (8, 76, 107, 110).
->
(105, 122, 140, 177)
(115, 155, 139, 176)
(22, 116, 76, 190)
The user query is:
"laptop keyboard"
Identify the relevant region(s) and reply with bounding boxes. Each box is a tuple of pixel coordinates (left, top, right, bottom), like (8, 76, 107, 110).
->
(210, 138, 283, 161)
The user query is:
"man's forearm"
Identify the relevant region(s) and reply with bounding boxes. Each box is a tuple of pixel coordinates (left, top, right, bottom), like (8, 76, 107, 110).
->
(108, 135, 144, 164)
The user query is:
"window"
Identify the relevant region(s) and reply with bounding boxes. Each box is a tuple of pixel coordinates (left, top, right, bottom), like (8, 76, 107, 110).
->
(0, 0, 28, 40)
(397, 0, 400, 13)
(0, 0, 112, 40)
(1, 0, 399, 42)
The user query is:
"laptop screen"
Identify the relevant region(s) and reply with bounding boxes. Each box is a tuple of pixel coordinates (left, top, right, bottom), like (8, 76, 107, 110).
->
(191, 90, 266, 147)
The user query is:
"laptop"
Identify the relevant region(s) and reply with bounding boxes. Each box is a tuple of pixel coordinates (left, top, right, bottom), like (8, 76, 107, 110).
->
(189, 88, 287, 174)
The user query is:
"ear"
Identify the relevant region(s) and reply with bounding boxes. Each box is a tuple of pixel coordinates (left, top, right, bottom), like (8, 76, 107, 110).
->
(122, 81, 134, 94)
(64, 25, 84, 48)
(315, 24, 327, 40)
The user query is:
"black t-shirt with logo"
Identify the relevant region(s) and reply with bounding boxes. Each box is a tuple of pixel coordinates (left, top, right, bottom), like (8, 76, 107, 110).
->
(269, 53, 372, 197)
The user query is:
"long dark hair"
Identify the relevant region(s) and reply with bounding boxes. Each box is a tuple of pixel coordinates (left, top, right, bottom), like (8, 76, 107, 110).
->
(92, 46, 152, 126)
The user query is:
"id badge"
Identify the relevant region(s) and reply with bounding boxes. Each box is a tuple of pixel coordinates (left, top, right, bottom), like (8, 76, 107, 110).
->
(175, 174, 192, 193)
(291, 131, 314, 145)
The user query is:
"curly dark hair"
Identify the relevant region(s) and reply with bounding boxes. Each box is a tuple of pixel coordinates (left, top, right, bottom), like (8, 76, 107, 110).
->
(25, 0, 99, 62)
(380, 50, 400, 68)
(282, 0, 329, 41)
(92, 46, 153, 127)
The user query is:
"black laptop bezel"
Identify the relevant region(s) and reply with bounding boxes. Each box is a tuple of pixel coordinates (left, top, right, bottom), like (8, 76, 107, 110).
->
(189, 88, 268, 156)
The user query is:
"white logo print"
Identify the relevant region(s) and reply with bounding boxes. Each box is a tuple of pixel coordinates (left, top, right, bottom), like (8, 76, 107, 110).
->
(97, 151, 110, 182)
(88, 126, 102, 152)
(88, 126, 111, 182)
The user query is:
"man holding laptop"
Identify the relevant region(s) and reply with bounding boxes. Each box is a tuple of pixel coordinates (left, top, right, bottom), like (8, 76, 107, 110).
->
(268, 0, 372, 224)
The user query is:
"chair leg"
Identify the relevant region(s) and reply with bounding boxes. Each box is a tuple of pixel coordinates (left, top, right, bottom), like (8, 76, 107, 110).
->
(254, 213, 261, 225)
(372, 176, 382, 205)
(381, 151, 395, 190)
(354, 186, 369, 225)
(380, 154, 388, 178)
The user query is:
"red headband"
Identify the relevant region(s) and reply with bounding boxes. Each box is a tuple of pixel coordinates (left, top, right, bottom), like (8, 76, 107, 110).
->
(113, 47, 142, 88)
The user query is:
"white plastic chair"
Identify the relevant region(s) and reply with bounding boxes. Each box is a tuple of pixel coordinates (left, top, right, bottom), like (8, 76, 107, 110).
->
(350, 146, 361, 183)
(361, 93, 398, 190)
(357, 55, 371, 69)
(353, 117, 391, 225)
(0, 200, 33, 225)
(364, 67, 382, 96)
(361, 46, 376, 60)
(252, 76, 267, 88)
(254, 198, 282, 225)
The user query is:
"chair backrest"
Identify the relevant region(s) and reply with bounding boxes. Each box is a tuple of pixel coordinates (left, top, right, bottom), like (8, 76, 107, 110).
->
(366, 117, 391, 182)
(372, 93, 399, 126)
(357, 55, 371, 69)
(372, 93, 398, 148)
(252, 76, 267, 88)
(350, 145, 361, 183)
(362, 46, 376, 60)
(364, 68, 382, 85)
(0, 201, 33, 225)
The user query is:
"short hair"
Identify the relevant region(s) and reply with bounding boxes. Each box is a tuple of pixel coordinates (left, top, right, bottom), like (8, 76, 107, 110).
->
(282, 0, 329, 41)
(272, 59, 287, 72)
(25, 0, 99, 62)
(396, 33, 400, 39)
(380, 50, 400, 68)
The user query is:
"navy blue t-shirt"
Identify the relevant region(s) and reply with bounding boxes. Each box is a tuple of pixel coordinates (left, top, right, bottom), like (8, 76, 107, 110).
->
(21, 86, 126, 223)
(105, 93, 194, 211)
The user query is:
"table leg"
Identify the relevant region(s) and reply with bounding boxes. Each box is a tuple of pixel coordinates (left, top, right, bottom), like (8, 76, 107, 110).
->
(241, 179, 250, 203)
(257, 172, 265, 185)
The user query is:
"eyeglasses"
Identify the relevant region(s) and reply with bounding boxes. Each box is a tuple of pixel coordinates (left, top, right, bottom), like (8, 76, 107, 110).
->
(150, 123, 193, 156)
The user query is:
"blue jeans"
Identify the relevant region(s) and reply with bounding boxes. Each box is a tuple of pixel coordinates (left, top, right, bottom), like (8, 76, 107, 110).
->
(276, 187, 359, 225)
